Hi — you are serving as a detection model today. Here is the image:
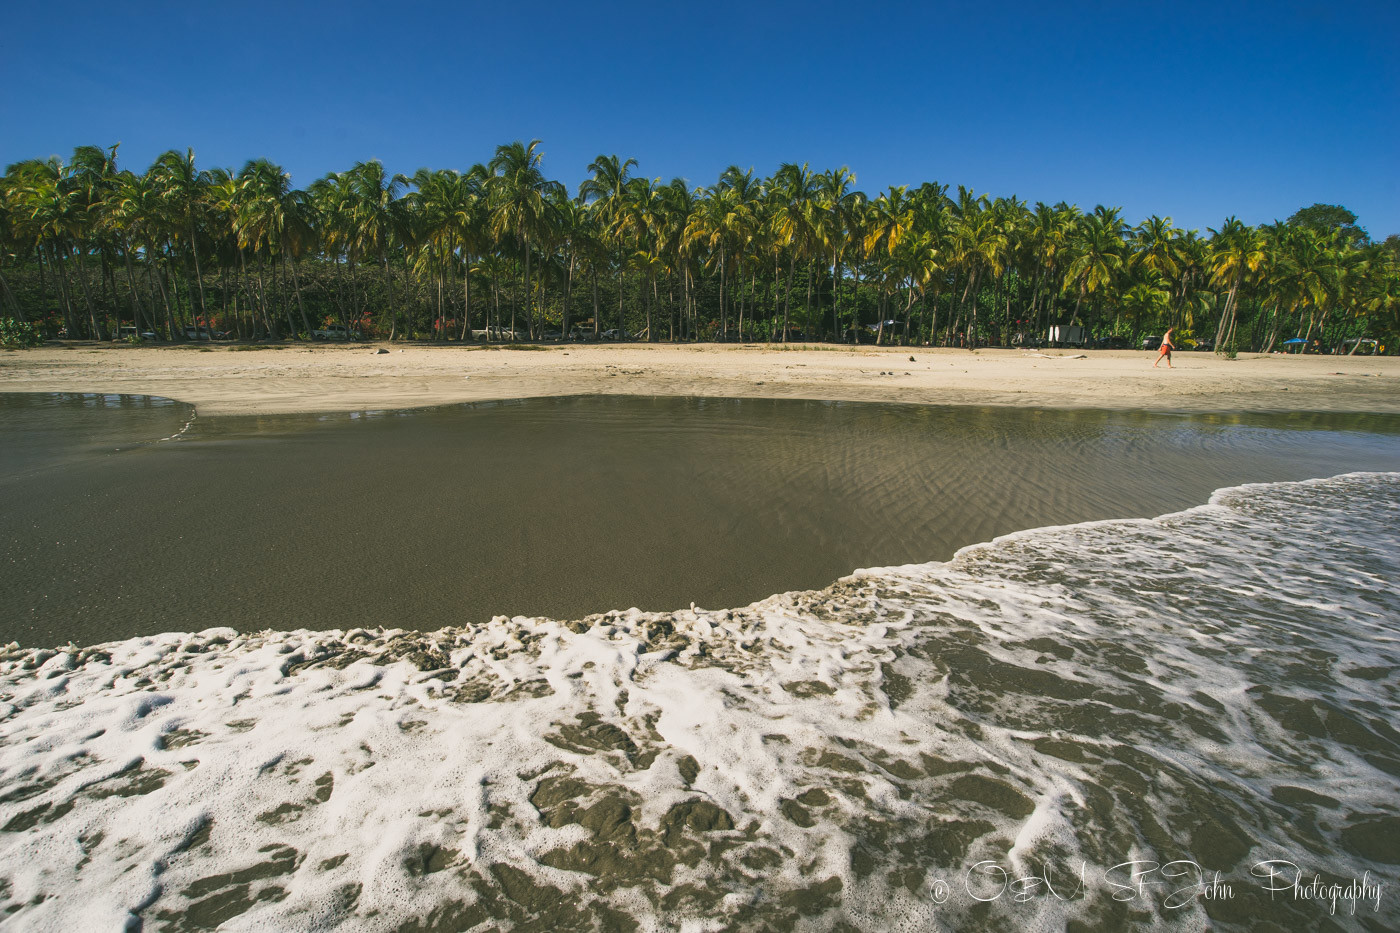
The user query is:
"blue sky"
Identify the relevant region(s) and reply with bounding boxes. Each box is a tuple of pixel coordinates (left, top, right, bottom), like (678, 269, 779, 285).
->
(4, 0, 1396, 237)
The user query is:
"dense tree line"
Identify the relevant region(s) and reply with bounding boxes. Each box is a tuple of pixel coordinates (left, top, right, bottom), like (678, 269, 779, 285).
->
(2, 142, 1396, 352)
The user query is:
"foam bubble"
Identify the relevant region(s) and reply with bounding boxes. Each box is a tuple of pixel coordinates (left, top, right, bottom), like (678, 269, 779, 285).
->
(1, 474, 1397, 930)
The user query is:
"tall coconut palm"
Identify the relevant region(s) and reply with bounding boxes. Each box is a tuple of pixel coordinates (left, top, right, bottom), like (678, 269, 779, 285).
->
(578, 153, 637, 336)
(488, 140, 564, 340)
(0, 175, 24, 320)
(656, 178, 698, 340)
(769, 162, 820, 340)
(814, 167, 859, 341)
(405, 168, 462, 339)
(1208, 217, 1265, 351)
(686, 184, 747, 339)
(107, 166, 182, 337)
(9, 157, 92, 336)
(1063, 208, 1126, 328)
(445, 164, 490, 340)
(950, 208, 1009, 347)
(618, 176, 664, 340)
(344, 160, 408, 338)
(237, 159, 317, 337)
(150, 149, 212, 335)
(716, 166, 764, 339)
(1130, 215, 1183, 330)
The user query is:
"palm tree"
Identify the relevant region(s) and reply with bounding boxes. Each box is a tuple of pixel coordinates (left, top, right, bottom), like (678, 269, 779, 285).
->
(0, 174, 25, 320)
(716, 166, 763, 340)
(108, 166, 182, 337)
(150, 149, 212, 336)
(656, 178, 698, 340)
(617, 176, 664, 340)
(446, 164, 490, 340)
(1208, 217, 1265, 351)
(687, 182, 751, 339)
(358, 160, 409, 337)
(405, 168, 462, 339)
(814, 167, 859, 341)
(578, 154, 638, 337)
(768, 163, 821, 341)
(572, 199, 610, 339)
(237, 159, 317, 337)
(1063, 208, 1126, 329)
(10, 156, 94, 337)
(488, 140, 564, 340)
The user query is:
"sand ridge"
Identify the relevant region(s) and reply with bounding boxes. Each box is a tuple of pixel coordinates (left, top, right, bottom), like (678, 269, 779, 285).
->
(2, 342, 1397, 416)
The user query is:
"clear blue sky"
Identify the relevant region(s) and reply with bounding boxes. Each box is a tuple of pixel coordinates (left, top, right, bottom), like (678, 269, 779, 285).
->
(4, 0, 1397, 237)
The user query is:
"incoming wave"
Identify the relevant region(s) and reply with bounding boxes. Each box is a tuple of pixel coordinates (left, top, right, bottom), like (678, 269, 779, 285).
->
(0, 473, 1397, 931)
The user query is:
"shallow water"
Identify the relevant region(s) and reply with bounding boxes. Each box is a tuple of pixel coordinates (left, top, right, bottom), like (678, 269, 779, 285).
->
(3, 393, 1400, 648)
(0, 473, 1396, 931)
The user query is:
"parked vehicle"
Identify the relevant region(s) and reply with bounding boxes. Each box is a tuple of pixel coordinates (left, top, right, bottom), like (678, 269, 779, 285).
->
(540, 331, 563, 341)
(312, 323, 358, 340)
(568, 327, 595, 342)
(1142, 336, 1162, 351)
(182, 326, 215, 340)
(600, 329, 623, 341)
(1192, 338, 1214, 352)
(1094, 335, 1131, 350)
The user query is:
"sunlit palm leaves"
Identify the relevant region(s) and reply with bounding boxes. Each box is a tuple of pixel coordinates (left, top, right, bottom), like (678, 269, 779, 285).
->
(1, 143, 1394, 351)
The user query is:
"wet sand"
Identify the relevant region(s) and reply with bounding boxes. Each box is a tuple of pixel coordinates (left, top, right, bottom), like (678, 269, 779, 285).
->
(4, 394, 1399, 648)
(2, 342, 1398, 416)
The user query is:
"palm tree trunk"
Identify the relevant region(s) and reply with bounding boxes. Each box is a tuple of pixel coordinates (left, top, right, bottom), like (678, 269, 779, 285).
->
(72, 247, 102, 339)
(782, 255, 797, 341)
(188, 219, 208, 325)
(274, 258, 296, 337)
(121, 248, 147, 331)
(402, 253, 415, 340)
(718, 247, 727, 341)
(902, 280, 915, 344)
(387, 255, 400, 340)
(490, 265, 500, 342)
(831, 250, 841, 342)
(615, 258, 624, 336)
(147, 242, 178, 338)
(733, 261, 744, 341)
(591, 268, 600, 337)
(562, 253, 575, 337)
(966, 268, 981, 349)
(289, 255, 312, 335)
(0, 267, 20, 320)
(1214, 272, 1242, 349)
(805, 265, 814, 339)
(460, 253, 474, 341)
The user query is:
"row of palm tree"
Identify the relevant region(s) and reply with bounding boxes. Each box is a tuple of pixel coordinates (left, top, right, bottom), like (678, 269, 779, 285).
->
(2, 142, 1396, 352)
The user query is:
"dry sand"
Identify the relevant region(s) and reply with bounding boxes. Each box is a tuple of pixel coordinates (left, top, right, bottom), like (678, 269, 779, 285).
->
(2, 341, 1398, 416)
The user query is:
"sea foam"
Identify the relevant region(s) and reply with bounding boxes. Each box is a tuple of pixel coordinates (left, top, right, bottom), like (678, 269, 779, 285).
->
(1, 473, 1397, 931)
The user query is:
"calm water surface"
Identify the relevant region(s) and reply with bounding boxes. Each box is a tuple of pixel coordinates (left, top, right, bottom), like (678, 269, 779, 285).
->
(3, 392, 1400, 647)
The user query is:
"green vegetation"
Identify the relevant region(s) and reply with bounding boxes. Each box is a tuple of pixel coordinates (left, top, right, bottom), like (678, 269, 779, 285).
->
(2, 143, 1396, 353)
(0, 318, 44, 348)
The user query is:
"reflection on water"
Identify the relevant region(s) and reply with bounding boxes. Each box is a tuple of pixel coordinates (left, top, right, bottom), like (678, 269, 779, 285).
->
(0, 392, 192, 479)
(2, 393, 1400, 647)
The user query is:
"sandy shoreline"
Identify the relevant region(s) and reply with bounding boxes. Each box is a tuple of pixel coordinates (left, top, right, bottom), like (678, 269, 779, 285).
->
(2, 341, 1398, 416)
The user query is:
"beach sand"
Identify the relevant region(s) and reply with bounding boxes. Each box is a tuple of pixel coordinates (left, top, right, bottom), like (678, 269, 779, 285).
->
(2, 341, 1398, 415)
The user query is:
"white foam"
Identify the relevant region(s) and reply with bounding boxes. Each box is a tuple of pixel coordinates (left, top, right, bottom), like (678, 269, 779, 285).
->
(0, 473, 1397, 929)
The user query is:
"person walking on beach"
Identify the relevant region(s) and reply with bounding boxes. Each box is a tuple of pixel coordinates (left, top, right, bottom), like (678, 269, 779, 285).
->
(1153, 327, 1176, 368)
